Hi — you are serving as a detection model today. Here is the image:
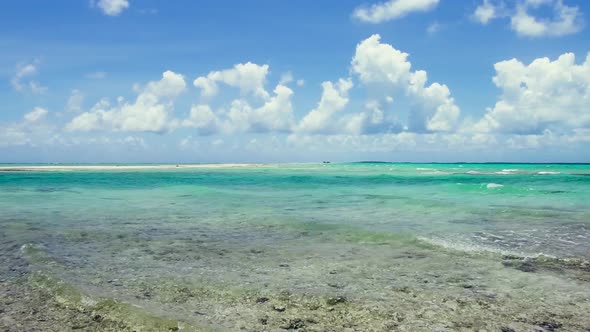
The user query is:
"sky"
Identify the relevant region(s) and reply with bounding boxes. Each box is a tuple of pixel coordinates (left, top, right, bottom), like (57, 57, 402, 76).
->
(1, 0, 590, 163)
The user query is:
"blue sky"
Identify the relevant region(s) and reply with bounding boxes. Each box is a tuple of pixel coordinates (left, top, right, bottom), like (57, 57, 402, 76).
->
(1, 0, 590, 163)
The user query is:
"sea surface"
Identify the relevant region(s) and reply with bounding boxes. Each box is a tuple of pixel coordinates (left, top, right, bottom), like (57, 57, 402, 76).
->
(1, 163, 589, 331)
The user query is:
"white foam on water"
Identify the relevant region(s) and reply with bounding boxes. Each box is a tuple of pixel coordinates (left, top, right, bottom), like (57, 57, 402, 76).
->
(418, 236, 564, 261)
(496, 169, 520, 175)
(537, 171, 561, 175)
(416, 168, 432, 171)
(418, 236, 517, 256)
(428, 171, 450, 175)
(466, 171, 482, 175)
(486, 183, 504, 189)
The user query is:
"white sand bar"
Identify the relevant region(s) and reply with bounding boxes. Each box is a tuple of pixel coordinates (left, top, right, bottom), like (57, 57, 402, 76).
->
(0, 164, 268, 171)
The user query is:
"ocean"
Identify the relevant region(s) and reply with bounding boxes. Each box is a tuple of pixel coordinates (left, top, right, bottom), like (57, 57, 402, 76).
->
(1, 163, 589, 331)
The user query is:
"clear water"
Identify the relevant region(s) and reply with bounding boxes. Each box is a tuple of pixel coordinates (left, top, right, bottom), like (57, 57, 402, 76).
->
(1, 163, 590, 331)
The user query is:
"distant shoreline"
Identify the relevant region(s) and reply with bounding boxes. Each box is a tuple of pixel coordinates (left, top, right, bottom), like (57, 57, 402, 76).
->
(0, 164, 264, 171)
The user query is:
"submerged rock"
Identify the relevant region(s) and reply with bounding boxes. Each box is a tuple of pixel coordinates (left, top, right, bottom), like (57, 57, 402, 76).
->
(280, 318, 305, 330)
(535, 321, 562, 331)
(256, 297, 269, 304)
(502, 259, 537, 272)
(272, 305, 286, 312)
(326, 296, 347, 306)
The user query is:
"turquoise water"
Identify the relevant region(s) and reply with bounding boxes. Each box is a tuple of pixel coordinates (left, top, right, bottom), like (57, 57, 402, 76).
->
(1, 163, 590, 331)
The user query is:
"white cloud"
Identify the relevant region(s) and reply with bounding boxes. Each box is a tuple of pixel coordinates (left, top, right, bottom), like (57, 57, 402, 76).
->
(279, 72, 294, 85)
(24, 107, 49, 123)
(352, 34, 411, 86)
(194, 62, 270, 99)
(66, 90, 85, 112)
(472, 0, 583, 37)
(182, 105, 220, 135)
(296, 79, 353, 134)
(407, 71, 460, 132)
(93, 0, 130, 16)
(67, 71, 186, 132)
(426, 21, 442, 35)
(472, 0, 499, 24)
(351, 34, 460, 132)
(353, 0, 440, 24)
(474, 52, 590, 134)
(0, 108, 52, 146)
(182, 84, 296, 135)
(225, 84, 295, 133)
(511, 0, 583, 37)
(344, 100, 402, 135)
(279, 73, 304, 87)
(186, 62, 296, 135)
(11, 61, 47, 94)
(244, 84, 295, 132)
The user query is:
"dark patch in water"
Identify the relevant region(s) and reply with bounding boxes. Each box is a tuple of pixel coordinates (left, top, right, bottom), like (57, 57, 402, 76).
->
(36, 188, 60, 193)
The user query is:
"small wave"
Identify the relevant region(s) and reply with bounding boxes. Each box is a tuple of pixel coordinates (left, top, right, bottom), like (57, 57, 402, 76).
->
(466, 171, 482, 175)
(417, 237, 516, 256)
(537, 171, 561, 175)
(416, 167, 432, 171)
(423, 171, 450, 175)
(496, 169, 519, 175)
(486, 183, 504, 189)
(418, 237, 562, 260)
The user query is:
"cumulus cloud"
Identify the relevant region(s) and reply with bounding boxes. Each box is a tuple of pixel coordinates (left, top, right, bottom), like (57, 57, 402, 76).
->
(351, 34, 460, 132)
(194, 62, 270, 99)
(511, 0, 583, 37)
(472, 0, 500, 24)
(182, 105, 220, 135)
(296, 79, 353, 134)
(11, 61, 47, 94)
(472, 0, 583, 37)
(473, 52, 590, 135)
(353, 0, 440, 23)
(344, 99, 402, 135)
(0, 108, 52, 146)
(92, 0, 130, 16)
(221, 84, 296, 133)
(185, 62, 297, 135)
(67, 71, 186, 132)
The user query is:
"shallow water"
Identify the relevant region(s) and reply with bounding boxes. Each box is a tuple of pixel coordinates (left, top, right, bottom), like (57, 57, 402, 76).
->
(1, 163, 589, 331)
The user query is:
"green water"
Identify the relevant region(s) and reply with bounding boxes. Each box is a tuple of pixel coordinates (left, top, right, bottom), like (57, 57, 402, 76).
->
(1, 163, 590, 331)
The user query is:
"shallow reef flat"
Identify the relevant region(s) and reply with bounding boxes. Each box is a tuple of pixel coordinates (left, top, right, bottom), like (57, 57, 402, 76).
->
(1, 220, 589, 332)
